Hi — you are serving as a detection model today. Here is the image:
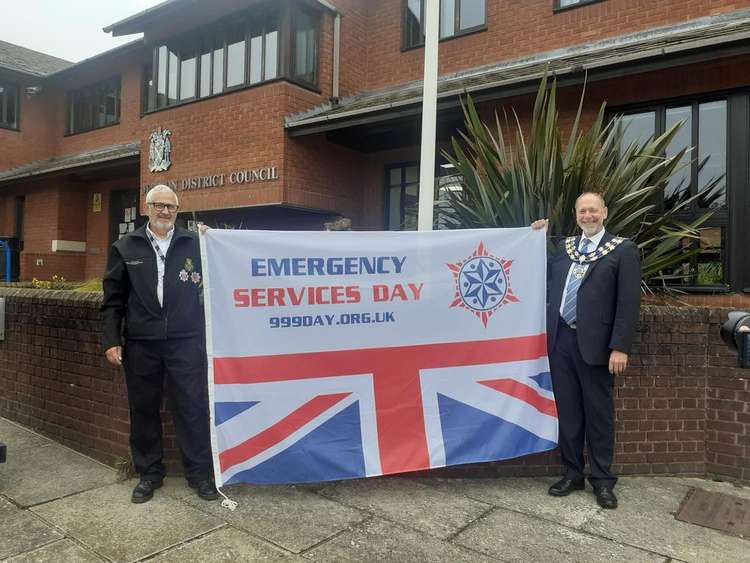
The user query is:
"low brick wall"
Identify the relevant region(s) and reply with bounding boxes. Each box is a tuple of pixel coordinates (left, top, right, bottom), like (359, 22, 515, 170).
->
(0, 289, 747, 482)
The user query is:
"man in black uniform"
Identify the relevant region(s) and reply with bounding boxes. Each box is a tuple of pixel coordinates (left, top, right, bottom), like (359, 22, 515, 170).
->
(102, 185, 217, 503)
(533, 192, 641, 509)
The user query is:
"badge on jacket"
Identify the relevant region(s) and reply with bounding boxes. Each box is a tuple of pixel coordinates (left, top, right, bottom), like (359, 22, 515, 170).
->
(179, 257, 202, 285)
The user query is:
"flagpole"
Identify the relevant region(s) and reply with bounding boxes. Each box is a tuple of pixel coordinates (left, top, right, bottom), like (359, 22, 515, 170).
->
(417, 0, 440, 232)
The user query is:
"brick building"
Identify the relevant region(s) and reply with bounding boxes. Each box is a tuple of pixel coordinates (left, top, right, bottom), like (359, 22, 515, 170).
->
(1, 0, 750, 294)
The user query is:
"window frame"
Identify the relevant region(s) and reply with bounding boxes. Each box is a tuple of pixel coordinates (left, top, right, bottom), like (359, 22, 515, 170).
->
(401, 0, 488, 51)
(384, 160, 461, 231)
(608, 89, 749, 292)
(553, 0, 606, 13)
(65, 76, 121, 136)
(0, 81, 20, 131)
(384, 161, 420, 231)
(142, 1, 319, 116)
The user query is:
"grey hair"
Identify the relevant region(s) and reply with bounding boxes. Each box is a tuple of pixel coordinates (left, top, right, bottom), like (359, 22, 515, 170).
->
(145, 184, 179, 206)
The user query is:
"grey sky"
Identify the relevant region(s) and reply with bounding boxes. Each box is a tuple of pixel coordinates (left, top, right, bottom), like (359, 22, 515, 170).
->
(1, 1, 165, 63)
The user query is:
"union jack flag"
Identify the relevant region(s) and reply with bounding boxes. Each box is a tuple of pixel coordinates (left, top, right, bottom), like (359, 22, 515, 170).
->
(211, 334, 557, 485)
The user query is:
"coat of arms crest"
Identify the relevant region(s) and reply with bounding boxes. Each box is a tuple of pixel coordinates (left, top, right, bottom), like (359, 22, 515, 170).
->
(148, 128, 172, 173)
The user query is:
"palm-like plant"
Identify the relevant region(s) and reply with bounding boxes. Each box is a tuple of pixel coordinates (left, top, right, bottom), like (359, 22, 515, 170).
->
(440, 75, 720, 286)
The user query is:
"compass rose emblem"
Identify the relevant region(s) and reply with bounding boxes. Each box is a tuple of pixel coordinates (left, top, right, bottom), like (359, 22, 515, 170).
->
(447, 242, 519, 327)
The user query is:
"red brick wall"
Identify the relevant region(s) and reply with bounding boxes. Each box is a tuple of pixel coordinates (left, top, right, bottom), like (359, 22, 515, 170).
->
(0, 292, 747, 482)
(359, 0, 750, 92)
(0, 72, 58, 171)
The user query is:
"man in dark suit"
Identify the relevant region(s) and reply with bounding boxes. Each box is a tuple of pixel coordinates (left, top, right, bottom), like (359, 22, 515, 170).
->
(532, 192, 641, 509)
(102, 185, 218, 504)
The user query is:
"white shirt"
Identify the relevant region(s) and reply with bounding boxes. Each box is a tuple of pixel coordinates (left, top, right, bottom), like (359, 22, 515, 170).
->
(146, 223, 174, 307)
(559, 228, 606, 318)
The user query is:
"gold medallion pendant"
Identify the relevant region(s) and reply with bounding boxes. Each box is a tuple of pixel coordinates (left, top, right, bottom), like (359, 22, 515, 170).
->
(574, 266, 586, 279)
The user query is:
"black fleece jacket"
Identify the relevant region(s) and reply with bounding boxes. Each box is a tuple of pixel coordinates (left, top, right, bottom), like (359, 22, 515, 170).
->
(101, 225, 205, 350)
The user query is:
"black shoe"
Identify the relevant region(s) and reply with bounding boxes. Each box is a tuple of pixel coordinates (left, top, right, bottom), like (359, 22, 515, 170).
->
(131, 478, 163, 504)
(189, 479, 219, 501)
(594, 486, 618, 509)
(548, 477, 585, 497)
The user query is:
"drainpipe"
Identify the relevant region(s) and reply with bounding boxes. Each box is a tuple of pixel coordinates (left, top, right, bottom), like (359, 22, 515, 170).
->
(332, 13, 341, 101)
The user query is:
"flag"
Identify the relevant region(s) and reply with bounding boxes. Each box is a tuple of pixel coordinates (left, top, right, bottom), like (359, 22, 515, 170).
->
(201, 228, 555, 486)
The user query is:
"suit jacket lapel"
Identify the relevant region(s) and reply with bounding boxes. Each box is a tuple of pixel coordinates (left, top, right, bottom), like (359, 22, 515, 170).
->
(581, 230, 613, 286)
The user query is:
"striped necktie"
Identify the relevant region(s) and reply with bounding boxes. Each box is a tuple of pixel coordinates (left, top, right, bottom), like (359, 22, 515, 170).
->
(561, 239, 591, 327)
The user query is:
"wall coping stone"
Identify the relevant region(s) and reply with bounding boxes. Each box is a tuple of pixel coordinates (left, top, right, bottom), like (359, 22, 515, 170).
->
(0, 288, 102, 308)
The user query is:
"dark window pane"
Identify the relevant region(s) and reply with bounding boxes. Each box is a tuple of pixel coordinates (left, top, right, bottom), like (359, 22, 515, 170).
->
(142, 64, 153, 112)
(200, 51, 211, 97)
(664, 106, 692, 209)
(388, 186, 402, 230)
(618, 111, 656, 156)
(389, 168, 401, 186)
(104, 85, 119, 124)
(213, 41, 224, 94)
(405, 0, 422, 47)
(265, 14, 279, 81)
(168, 48, 179, 104)
(157, 46, 168, 108)
(698, 100, 727, 208)
(459, 0, 484, 30)
(405, 165, 419, 184)
(440, 0, 455, 38)
(403, 181, 419, 231)
(226, 27, 246, 88)
(1, 84, 18, 128)
(292, 10, 317, 84)
(180, 53, 197, 100)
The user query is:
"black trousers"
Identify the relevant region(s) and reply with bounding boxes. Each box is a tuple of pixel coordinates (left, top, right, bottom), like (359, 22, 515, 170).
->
(550, 320, 616, 488)
(123, 336, 212, 483)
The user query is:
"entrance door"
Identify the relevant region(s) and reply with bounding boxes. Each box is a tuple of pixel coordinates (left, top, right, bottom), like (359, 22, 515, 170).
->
(109, 189, 145, 245)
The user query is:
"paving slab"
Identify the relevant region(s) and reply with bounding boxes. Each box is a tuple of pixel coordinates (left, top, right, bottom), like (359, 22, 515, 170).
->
(0, 495, 20, 517)
(0, 443, 116, 507)
(423, 476, 600, 529)
(150, 526, 301, 562)
(581, 477, 750, 563)
(185, 484, 366, 554)
(0, 418, 51, 453)
(318, 477, 492, 539)
(30, 482, 224, 563)
(5, 539, 105, 562)
(303, 516, 494, 562)
(157, 476, 196, 500)
(454, 507, 666, 562)
(0, 511, 63, 560)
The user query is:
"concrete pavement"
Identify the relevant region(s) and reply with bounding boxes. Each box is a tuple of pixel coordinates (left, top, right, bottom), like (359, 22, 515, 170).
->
(1, 417, 748, 562)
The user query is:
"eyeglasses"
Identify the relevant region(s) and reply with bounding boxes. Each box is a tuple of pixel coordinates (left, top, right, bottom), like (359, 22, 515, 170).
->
(148, 202, 178, 213)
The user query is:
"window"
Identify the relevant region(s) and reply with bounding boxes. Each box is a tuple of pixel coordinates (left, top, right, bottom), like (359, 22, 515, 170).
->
(143, 4, 316, 113)
(385, 162, 461, 230)
(67, 77, 120, 135)
(291, 7, 318, 87)
(0, 82, 19, 130)
(554, 0, 605, 10)
(386, 163, 419, 231)
(403, 0, 486, 49)
(613, 98, 729, 288)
